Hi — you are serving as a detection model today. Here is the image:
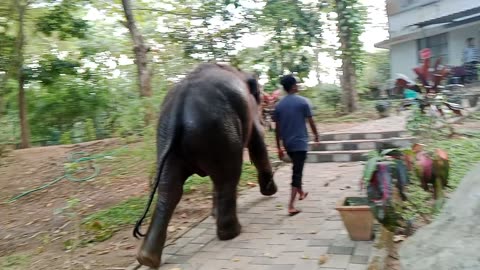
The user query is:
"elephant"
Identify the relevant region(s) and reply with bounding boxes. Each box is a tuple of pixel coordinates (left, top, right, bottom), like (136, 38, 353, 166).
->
(134, 63, 278, 268)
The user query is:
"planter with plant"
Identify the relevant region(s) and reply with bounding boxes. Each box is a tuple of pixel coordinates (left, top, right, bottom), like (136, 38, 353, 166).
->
(361, 143, 450, 233)
(335, 196, 374, 241)
(362, 148, 410, 232)
(337, 147, 410, 241)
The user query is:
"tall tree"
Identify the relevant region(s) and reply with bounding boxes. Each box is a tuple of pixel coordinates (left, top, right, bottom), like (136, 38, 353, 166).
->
(7, 0, 90, 148)
(256, 0, 324, 90)
(14, 0, 30, 148)
(164, 0, 256, 62)
(334, 0, 366, 113)
(121, 0, 153, 125)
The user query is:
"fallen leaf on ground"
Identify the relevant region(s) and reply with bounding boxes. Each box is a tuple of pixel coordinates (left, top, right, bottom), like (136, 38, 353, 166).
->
(247, 182, 257, 187)
(96, 250, 110, 255)
(167, 226, 176, 233)
(180, 213, 188, 218)
(232, 258, 240, 262)
(319, 255, 329, 265)
(393, 235, 407, 242)
(301, 255, 309, 259)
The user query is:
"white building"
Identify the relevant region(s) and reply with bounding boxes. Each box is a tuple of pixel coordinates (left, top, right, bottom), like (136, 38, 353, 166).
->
(376, 0, 480, 79)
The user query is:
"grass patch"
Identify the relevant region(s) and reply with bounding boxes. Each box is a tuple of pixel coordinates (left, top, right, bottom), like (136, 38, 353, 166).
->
(0, 254, 30, 270)
(82, 196, 148, 242)
(83, 162, 258, 243)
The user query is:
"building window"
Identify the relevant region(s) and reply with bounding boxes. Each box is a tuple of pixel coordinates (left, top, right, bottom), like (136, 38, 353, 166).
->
(417, 33, 448, 63)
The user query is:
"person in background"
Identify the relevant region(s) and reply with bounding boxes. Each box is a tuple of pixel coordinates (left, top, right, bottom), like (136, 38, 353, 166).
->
(274, 74, 319, 216)
(463, 37, 479, 82)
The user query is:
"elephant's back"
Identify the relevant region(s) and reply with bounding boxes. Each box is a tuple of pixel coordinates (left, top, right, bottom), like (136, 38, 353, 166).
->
(174, 65, 252, 159)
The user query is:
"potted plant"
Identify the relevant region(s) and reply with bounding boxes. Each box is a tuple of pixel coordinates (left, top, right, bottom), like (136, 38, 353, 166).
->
(362, 148, 410, 232)
(335, 197, 374, 241)
(336, 147, 410, 241)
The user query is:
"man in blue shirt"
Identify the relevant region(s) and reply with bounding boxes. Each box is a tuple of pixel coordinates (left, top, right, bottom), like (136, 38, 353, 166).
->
(274, 75, 319, 216)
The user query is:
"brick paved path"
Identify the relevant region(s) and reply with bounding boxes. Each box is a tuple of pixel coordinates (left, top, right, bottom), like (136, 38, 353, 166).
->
(142, 162, 372, 270)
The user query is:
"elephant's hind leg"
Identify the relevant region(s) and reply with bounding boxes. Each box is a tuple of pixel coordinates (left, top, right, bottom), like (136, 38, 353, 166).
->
(137, 156, 192, 268)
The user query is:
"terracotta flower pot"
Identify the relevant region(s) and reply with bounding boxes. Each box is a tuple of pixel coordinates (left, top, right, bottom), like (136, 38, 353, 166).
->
(335, 197, 374, 241)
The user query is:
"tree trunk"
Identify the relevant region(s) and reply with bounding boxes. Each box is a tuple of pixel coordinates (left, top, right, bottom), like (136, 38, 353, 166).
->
(340, 55, 358, 113)
(335, 0, 359, 114)
(16, 1, 30, 149)
(121, 0, 153, 125)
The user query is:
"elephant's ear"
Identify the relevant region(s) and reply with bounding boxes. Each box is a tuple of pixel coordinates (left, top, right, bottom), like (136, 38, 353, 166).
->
(247, 77, 261, 104)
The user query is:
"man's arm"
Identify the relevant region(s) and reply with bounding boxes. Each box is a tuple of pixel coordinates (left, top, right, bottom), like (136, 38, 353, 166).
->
(304, 100, 319, 142)
(275, 121, 284, 159)
(308, 117, 319, 142)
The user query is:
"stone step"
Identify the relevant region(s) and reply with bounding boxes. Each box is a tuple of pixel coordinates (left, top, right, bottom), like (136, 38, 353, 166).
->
(309, 137, 416, 152)
(320, 130, 409, 141)
(306, 150, 370, 163)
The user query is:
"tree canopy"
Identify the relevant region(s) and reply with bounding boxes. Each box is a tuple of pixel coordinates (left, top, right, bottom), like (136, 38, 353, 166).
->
(0, 0, 373, 147)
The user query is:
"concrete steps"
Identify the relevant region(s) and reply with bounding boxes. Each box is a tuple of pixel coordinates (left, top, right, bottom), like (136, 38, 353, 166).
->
(306, 130, 415, 163)
(309, 137, 415, 151)
(319, 130, 409, 141)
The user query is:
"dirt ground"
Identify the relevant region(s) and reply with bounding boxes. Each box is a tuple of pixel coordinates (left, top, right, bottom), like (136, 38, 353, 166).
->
(0, 139, 213, 269)
(0, 121, 361, 270)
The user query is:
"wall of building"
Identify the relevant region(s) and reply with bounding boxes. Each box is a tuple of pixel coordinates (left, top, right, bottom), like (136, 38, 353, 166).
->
(388, 0, 480, 37)
(390, 40, 418, 79)
(448, 23, 480, 66)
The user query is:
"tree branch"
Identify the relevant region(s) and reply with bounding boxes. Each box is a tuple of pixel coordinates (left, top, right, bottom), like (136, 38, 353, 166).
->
(131, 8, 199, 18)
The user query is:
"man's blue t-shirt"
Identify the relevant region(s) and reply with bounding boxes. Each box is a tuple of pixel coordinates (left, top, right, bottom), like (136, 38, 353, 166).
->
(273, 94, 313, 152)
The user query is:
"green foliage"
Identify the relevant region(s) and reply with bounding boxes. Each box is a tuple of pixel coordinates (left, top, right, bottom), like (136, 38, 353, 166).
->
(335, 0, 367, 74)
(28, 74, 109, 141)
(319, 84, 342, 110)
(25, 55, 80, 85)
(396, 181, 432, 222)
(166, 1, 254, 62)
(36, 0, 90, 40)
(84, 118, 96, 141)
(358, 50, 390, 91)
(406, 107, 452, 140)
(59, 131, 72, 144)
(428, 138, 480, 188)
(83, 196, 148, 242)
(254, 0, 324, 89)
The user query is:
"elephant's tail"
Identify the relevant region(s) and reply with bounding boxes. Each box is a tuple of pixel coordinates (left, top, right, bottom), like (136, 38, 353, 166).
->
(133, 95, 181, 239)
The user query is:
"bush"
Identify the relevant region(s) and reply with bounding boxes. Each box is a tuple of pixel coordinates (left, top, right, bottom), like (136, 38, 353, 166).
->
(319, 84, 342, 110)
(60, 131, 72, 145)
(84, 119, 96, 141)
